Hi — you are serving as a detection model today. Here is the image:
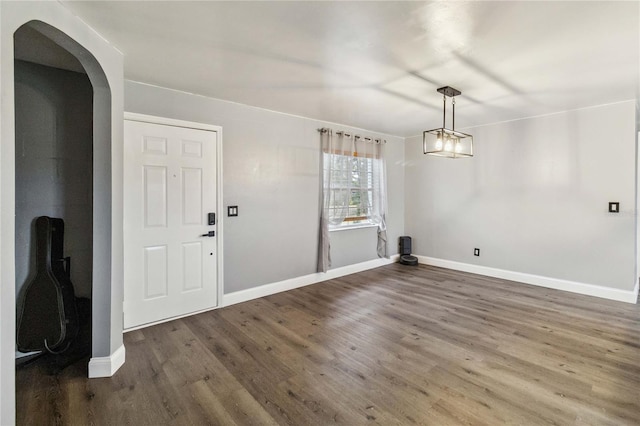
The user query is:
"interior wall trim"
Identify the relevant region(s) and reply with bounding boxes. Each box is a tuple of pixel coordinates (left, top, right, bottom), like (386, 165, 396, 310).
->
(416, 256, 638, 304)
(88, 344, 126, 378)
(222, 255, 400, 307)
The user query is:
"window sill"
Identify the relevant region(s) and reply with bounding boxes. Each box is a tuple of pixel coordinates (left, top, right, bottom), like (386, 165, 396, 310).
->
(329, 223, 378, 232)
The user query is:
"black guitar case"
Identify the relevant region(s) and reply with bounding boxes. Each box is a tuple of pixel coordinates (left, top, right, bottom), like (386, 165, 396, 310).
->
(16, 216, 79, 353)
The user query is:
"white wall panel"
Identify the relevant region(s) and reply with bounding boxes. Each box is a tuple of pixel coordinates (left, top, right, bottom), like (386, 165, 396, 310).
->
(125, 81, 405, 294)
(405, 101, 637, 291)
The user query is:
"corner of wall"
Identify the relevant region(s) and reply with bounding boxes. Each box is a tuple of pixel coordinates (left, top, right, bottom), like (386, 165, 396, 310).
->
(88, 344, 125, 378)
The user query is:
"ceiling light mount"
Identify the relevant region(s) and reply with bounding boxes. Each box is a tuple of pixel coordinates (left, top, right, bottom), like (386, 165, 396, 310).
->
(423, 86, 473, 158)
(436, 86, 461, 97)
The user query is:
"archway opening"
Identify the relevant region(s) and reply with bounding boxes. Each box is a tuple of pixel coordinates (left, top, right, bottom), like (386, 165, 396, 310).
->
(12, 20, 114, 409)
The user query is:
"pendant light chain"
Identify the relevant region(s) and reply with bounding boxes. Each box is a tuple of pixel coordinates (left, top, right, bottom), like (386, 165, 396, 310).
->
(452, 97, 455, 131)
(442, 94, 446, 129)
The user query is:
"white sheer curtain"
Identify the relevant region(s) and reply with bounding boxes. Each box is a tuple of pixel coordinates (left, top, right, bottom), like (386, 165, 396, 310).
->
(318, 129, 388, 273)
(370, 140, 388, 259)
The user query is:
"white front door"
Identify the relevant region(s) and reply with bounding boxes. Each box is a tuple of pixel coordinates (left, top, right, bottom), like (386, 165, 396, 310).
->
(123, 119, 218, 329)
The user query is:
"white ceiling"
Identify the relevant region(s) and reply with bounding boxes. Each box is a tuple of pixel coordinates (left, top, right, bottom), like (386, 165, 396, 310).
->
(60, 1, 639, 137)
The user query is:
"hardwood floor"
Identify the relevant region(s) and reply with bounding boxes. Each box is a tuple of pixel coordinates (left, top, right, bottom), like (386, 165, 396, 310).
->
(17, 264, 640, 425)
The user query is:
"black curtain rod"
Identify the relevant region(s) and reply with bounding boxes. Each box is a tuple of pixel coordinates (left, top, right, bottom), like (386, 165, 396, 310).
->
(317, 127, 386, 144)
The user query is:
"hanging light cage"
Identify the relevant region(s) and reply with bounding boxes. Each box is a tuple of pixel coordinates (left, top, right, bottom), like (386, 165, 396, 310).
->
(423, 86, 473, 158)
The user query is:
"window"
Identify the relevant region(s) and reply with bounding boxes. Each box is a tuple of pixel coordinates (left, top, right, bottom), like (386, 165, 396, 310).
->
(318, 129, 388, 272)
(324, 153, 374, 227)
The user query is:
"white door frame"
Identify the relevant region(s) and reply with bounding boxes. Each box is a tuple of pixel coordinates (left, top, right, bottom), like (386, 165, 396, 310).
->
(123, 112, 224, 325)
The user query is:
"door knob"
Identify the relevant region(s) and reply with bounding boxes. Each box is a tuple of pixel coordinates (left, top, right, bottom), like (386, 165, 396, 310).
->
(200, 231, 215, 237)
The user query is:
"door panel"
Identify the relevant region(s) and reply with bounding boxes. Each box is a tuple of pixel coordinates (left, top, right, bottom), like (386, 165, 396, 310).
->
(144, 245, 168, 299)
(182, 242, 203, 291)
(182, 168, 202, 225)
(124, 120, 217, 329)
(144, 166, 167, 227)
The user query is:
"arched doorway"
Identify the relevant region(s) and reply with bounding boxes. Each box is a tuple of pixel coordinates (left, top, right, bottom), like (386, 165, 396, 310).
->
(0, 3, 125, 422)
(12, 19, 116, 374)
(14, 20, 94, 363)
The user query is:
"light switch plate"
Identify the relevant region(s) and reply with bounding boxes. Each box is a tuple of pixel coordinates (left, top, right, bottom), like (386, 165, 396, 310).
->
(608, 202, 619, 213)
(228, 206, 238, 217)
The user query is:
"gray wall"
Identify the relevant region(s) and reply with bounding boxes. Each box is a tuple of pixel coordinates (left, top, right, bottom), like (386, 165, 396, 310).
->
(405, 101, 637, 291)
(124, 81, 404, 294)
(14, 60, 93, 299)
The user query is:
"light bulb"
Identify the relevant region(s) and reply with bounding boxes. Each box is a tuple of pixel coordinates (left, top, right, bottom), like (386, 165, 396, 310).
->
(434, 132, 443, 150)
(455, 141, 462, 153)
(444, 140, 453, 152)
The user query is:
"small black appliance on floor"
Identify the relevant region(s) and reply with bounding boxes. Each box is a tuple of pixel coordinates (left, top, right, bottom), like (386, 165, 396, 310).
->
(399, 236, 418, 266)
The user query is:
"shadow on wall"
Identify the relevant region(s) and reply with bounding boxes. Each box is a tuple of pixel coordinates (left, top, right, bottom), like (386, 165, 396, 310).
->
(14, 60, 93, 301)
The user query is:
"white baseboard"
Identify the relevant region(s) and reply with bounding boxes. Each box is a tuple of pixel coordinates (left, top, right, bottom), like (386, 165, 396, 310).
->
(222, 255, 400, 307)
(88, 344, 126, 378)
(416, 256, 638, 304)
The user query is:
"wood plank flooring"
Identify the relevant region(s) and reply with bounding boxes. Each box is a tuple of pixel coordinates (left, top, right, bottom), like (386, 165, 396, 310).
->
(16, 264, 640, 425)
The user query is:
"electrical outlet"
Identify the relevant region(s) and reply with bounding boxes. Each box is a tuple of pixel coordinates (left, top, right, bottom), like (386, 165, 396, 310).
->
(474, 248, 480, 256)
(228, 206, 238, 217)
(608, 202, 619, 213)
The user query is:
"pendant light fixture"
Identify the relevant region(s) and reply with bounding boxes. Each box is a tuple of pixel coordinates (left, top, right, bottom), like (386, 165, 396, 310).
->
(423, 86, 473, 158)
